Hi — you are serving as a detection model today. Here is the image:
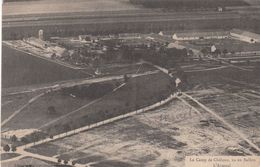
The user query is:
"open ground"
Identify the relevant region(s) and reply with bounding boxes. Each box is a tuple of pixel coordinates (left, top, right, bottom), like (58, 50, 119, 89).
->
(15, 63, 260, 167)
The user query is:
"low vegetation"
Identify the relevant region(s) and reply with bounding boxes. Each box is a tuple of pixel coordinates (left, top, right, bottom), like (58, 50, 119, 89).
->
(2, 45, 89, 88)
(130, 0, 249, 9)
(42, 72, 174, 135)
(3, 80, 122, 145)
(1, 153, 20, 161)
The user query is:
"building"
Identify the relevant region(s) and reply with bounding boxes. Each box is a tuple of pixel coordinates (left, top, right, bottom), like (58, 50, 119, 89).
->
(24, 37, 49, 48)
(230, 29, 260, 43)
(217, 7, 223, 12)
(211, 45, 217, 53)
(173, 31, 229, 41)
(159, 30, 229, 41)
(79, 35, 98, 43)
(38, 29, 44, 40)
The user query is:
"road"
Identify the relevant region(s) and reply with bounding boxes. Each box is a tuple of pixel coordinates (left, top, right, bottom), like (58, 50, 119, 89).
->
(206, 56, 253, 71)
(3, 70, 158, 96)
(1, 93, 45, 127)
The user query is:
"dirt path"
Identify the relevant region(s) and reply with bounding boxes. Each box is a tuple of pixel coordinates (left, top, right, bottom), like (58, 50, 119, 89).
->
(1, 93, 45, 127)
(39, 83, 126, 129)
(185, 65, 228, 73)
(4, 70, 158, 96)
(38, 71, 158, 129)
(206, 56, 253, 72)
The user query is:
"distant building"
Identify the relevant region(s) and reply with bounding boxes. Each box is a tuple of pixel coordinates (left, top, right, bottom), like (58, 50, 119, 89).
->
(172, 31, 229, 41)
(217, 7, 223, 12)
(24, 37, 49, 48)
(230, 29, 260, 43)
(159, 31, 229, 41)
(79, 35, 98, 43)
(211, 45, 217, 53)
(38, 29, 44, 40)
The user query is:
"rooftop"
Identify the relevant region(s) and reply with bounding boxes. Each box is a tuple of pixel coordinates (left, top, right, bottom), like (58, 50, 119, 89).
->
(160, 30, 229, 38)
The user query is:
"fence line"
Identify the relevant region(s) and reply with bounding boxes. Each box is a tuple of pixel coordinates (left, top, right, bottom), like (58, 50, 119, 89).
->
(22, 93, 176, 149)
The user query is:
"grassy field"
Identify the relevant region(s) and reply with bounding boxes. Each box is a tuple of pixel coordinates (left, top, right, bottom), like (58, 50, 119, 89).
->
(26, 143, 72, 157)
(1, 153, 21, 161)
(186, 63, 260, 87)
(243, 0, 260, 5)
(25, 64, 260, 166)
(2, 44, 89, 88)
(41, 72, 173, 135)
(188, 39, 260, 53)
(100, 63, 156, 76)
(130, 0, 249, 9)
(3, 80, 121, 131)
(26, 98, 243, 167)
(3, 0, 140, 16)
(1, 92, 42, 122)
(185, 65, 260, 154)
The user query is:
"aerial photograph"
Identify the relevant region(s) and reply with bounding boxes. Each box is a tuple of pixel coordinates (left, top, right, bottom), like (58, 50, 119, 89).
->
(1, 0, 260, 166)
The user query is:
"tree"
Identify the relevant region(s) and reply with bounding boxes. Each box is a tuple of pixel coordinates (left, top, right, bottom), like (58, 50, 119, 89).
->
(47, 106, 56, 115)
(72, 161, 76, 165)
(188, 49, 194, 56)
(124, 74, 129, 83)
(11, 145, 17, 152)
(64, 160, 68, 165)
(11, 135, 17, 143)
(21, 137, 29, 143)
(222, 49, 228, 56)
(201, 48, 208, 56)
(214, 49, 221, 55)
(51, 53, 56, 59)
(3, 145, 10, 152)
(49, 135, 54, 139)
(57, 159, 62, 163)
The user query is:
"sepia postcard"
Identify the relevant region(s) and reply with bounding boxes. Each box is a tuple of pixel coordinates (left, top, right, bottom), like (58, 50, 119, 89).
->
(1, 0, 260, 167)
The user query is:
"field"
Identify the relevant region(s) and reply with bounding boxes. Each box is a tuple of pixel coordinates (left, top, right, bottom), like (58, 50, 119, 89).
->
(2, 80, 121, 131)
(41, 72, 173, 135)
(2, 72, 173, 140)
(2, 44, 89, 88)
(184, 66, 260, 153)
(187, 38, 260, 53)
(1, 92, 42, 122)
(3, 0, 141, 16)
(1, 153, 21, 161)
(129, 0, 249, 9)
(243, 0, 260, 5)
(26, 97, 245, 167)
(100, 63, 156, 76)
(25, 64, 260, 166)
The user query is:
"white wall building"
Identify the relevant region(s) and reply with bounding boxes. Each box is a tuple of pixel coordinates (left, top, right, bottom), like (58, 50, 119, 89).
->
(230, 29, 260, 43)
(172, 31, 229, 41)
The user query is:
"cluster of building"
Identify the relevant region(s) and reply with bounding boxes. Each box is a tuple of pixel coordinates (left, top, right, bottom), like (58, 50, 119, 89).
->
(159, 29, 260, 43)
